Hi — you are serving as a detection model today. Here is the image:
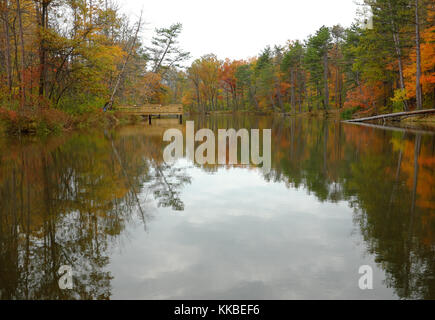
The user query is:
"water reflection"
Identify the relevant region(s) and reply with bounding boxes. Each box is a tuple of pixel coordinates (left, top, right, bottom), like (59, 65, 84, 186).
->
(0, 115, 434, 299)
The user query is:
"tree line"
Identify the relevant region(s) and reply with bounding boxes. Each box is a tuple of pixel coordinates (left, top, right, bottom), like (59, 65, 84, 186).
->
(0, 0, 189, 114)
(181, 0, 434, 114)
(0, 0, 434, 116)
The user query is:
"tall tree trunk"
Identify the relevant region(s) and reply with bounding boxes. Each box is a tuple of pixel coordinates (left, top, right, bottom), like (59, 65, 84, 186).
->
(270, 93, 276, 111)
(226, 89, 229, 110)
(335, 66, 339, 109)
(338, 72, 342, 108)
(275, 76, 283, 112)
(393, 32, 409, 111)
(291, 68, 296, 113)
(13, 17, 20, 91)
(302, 75, 307, 112)
(106, 11, 143, 110)
(2, 0, 12, 93)
(232, 88, 237, 112)
(323, 52, 329, 110)
(387, 0, 409, 111)
(317, 86, 321, 110)
(307, 87, 312, 112)
(38, 1, 49, 98)
(17, 0, 26, 107)
(415, 0, 423, 110)
(196, 87, 201, 112)
(249, 87, 259, 111)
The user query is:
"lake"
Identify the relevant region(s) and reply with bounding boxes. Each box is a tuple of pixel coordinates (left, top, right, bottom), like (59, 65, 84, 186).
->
(0, 114, 434, 300)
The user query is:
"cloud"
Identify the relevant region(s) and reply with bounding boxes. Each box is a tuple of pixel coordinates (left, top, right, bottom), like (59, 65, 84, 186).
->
(120, 0, 358, 61)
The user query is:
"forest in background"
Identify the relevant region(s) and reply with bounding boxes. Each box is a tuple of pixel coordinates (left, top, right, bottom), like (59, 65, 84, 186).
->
(0, 0, 189, 118)
(182, 0, 435, 116)
(0, 0, 434, 126)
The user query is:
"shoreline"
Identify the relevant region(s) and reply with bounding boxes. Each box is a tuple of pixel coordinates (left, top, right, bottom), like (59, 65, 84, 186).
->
(186, 109, 342, 118)
(2, 107, 434, 137)
(0, 107, 145, 136)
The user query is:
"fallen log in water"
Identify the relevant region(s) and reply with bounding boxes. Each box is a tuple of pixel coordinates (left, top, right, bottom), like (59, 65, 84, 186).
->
(344, 108, 435, 123)
(343, 121, 435, 135)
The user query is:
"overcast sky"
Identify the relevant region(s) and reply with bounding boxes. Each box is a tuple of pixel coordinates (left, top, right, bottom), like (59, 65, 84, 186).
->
(120, 0, 360, 62)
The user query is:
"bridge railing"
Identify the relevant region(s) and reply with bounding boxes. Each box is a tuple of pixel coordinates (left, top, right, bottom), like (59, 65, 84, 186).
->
(116, 104, 183, 114)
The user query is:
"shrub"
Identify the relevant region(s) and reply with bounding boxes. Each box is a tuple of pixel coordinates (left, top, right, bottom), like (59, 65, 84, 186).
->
(340, 106, 361, 120)
(59, 94, 106, 115)
(391, 89, 408, 112)
(0, 107, 71, 135)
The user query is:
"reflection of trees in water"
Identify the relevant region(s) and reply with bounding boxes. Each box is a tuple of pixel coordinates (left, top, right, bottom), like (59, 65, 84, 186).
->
(187, 114, 435, 299)
(112, 128, 192, 212)
(1, 116, 434, 299)
(146, 161, 191, 211)
(266, 116, 435, 299)
(0, 153, 123, 299)
(0, 130, 191, 299)
(350, 133, 435, 299)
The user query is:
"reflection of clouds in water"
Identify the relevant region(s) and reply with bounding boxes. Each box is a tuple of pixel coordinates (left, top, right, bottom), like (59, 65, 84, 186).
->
(109, 166, 396, 300)
(180, 166, 350, 222)
(4, 116, 432, 299)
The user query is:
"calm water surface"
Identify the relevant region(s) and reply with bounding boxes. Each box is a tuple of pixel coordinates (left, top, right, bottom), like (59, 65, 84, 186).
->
(0, 115, 434, 300)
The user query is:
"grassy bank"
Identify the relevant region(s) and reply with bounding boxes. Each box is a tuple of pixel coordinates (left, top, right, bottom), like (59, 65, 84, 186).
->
(0, 107, 143, 136)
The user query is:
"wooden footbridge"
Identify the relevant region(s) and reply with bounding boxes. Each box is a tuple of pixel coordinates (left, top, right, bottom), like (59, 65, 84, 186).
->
(116, 104, 183, 124)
